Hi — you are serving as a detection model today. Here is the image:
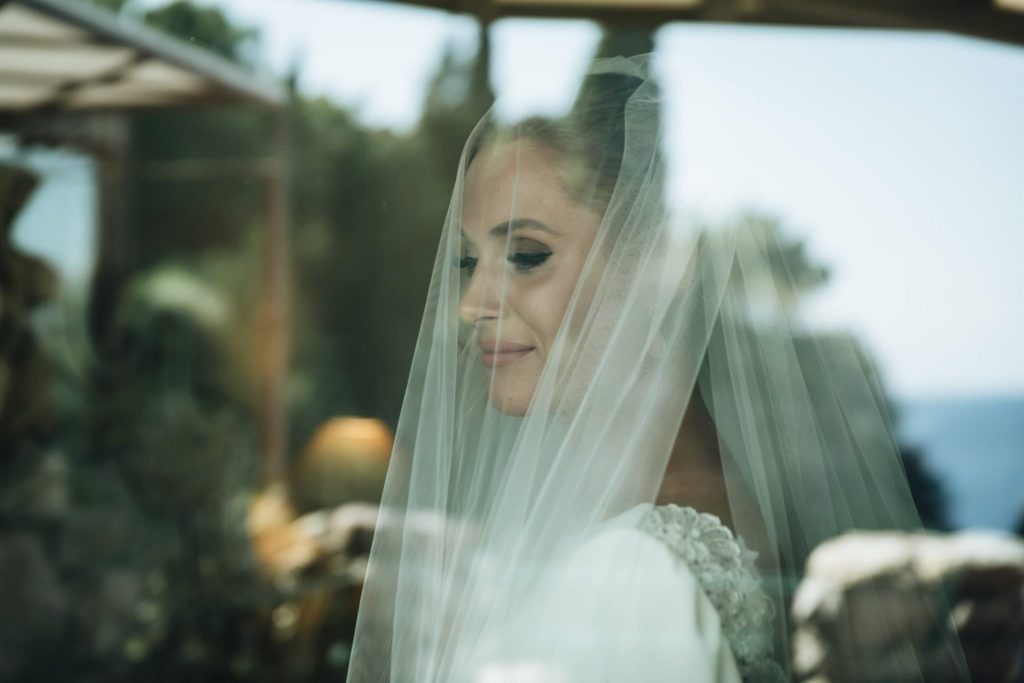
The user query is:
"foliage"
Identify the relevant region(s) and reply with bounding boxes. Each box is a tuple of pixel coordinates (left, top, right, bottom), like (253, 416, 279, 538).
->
(594, 22, 656, 60)
(81, 0, 258, 65)
(724, 212, 831, 320)
(83, 4, 492, 680)
(900, 445, 953, 531)
(77, 1, 492, 450)
(80, 0, 132, 14)
(287, 38, 491, 444)
(143, 1, 259, 63)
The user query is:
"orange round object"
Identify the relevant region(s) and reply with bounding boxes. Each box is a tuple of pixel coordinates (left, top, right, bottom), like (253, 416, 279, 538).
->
(293, 417, 393, 510)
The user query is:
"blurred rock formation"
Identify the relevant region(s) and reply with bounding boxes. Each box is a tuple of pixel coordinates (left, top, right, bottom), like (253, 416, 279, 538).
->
(792, 530, 1024, 683)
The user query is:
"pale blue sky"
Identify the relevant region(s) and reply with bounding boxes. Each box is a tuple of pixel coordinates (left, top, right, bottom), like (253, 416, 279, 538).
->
(11, 0, 1024, 399)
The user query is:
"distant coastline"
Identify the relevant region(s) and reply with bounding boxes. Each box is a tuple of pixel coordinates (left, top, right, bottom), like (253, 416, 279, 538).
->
(896, 394, 1024, 531)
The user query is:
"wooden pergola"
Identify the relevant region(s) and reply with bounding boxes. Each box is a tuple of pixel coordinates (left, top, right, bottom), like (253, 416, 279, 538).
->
(378, 0, 1024, 49)
(0, 0, 290, 486)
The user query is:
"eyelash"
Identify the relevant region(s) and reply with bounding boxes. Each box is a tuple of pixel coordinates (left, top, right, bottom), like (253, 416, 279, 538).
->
(458, 250, 552, 274)
(509, 251, 551, 271)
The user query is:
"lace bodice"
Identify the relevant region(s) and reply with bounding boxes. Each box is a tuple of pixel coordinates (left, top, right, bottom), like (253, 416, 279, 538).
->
(638, 504, 786, 683)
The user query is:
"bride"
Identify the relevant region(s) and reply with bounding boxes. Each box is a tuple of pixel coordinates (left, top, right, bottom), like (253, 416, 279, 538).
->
(345, 54, 957, 683)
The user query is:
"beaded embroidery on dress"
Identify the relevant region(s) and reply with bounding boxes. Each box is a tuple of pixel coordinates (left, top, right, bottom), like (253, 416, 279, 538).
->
(638, 504, 786, 683)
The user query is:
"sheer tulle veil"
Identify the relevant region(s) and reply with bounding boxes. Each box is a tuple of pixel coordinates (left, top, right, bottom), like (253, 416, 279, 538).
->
(346, 54, 959, 682)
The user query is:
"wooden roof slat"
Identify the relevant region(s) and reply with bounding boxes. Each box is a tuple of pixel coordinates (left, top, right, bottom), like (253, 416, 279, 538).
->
(0, 0, 285, 114)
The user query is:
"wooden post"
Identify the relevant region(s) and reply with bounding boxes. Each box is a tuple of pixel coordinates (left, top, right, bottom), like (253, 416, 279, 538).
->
(260, 105, 291, 488)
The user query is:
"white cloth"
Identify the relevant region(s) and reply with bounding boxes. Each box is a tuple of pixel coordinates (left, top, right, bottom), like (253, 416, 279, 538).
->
(469, 504, 780, 683)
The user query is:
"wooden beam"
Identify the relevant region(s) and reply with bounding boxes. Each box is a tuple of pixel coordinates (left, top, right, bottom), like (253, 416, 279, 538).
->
(365, 0, 1024, 48)
(761, 0, 1024, 48)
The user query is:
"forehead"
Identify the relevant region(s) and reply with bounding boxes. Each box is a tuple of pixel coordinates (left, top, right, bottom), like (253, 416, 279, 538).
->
(462, 139, 580, 235)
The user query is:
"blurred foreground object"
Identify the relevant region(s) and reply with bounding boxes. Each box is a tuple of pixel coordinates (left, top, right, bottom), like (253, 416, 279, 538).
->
(293, 417, 392, 510)
(246, 485, 379, 677)
(247, 416, 392, 673)
(0, 164, 58, 456)
(247, 490, 377, 584)
(248, 483, 315, 579)
(249, 414, 390, 579)
(0, 163, 66, 681)
(792, 530, 1024, 683)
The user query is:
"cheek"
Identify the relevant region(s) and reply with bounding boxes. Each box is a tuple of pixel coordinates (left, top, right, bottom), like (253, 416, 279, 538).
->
(513, 269, 582, 352)
(551, 251, 601, 345)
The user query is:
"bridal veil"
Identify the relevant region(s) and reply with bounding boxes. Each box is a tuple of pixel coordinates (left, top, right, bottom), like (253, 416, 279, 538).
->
(346, 54, 963, 682)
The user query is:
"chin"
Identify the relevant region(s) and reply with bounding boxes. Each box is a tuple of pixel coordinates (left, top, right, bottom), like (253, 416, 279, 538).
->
(489, 384, 532, 416)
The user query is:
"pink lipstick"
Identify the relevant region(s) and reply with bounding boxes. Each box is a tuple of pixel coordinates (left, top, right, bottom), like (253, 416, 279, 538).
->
(478, 340, 534, 369)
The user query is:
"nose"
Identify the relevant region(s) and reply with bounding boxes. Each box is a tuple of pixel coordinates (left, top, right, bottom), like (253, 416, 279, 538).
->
(458, 258, 503, 326)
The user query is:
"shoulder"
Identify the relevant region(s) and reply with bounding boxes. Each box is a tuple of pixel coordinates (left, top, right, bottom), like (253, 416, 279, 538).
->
(555, 520, 707, 616)
(546, 520, 744, 683)
(633, 504, 784, 683)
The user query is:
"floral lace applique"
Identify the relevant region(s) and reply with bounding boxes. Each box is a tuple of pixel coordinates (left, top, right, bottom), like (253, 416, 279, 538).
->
(638, 504, 785, 683)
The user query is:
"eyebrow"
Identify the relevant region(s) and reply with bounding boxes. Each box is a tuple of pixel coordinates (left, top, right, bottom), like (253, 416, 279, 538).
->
(490, 218, 559, 238)
(460, 218, 559, 247)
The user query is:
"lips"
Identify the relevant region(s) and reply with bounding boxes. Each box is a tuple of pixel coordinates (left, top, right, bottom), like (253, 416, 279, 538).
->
(478, 340, 535, 369)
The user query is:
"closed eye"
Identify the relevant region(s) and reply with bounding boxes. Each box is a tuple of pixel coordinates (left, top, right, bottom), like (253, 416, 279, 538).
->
(458, 255, 478, 274)
(508, 251, 551, 271)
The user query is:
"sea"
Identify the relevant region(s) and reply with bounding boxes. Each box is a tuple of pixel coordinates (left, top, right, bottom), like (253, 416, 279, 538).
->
(897, 394, 1024, 532)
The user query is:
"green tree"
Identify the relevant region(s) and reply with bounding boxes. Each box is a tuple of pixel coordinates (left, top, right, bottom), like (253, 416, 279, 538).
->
(83, 0, 258, 64)
(144, 0, 259, 64)
(287, 32, 493, 444)
(83, 0, 132, 13)
(722, 212, 831, 320)
(899, 445, 953, 530)
(712, 214, 950, 533)
(73, 4, 282, 681)
(594, 22, 656, 59)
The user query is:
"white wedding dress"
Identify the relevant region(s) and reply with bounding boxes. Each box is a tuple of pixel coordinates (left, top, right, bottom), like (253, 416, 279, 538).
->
(468, 504, 785, 683)
(346, 55, 948, 683)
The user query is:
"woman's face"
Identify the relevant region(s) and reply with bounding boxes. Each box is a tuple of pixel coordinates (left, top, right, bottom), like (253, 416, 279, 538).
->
(459, 139, 603, 415)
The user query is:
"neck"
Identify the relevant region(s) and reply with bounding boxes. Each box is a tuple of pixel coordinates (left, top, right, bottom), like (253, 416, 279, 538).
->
(656, 394, 735, 530)
(658, 394, 777, 570)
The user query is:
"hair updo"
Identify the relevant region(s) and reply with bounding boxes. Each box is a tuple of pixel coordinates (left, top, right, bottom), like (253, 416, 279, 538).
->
(465, 70, 664, 217)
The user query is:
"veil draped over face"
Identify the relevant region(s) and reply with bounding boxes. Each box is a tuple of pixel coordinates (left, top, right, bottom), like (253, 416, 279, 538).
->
(346, 55, 964, 682)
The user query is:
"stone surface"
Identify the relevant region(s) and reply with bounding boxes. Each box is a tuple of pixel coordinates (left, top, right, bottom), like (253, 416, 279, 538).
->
(792, 530, 1024, 683)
